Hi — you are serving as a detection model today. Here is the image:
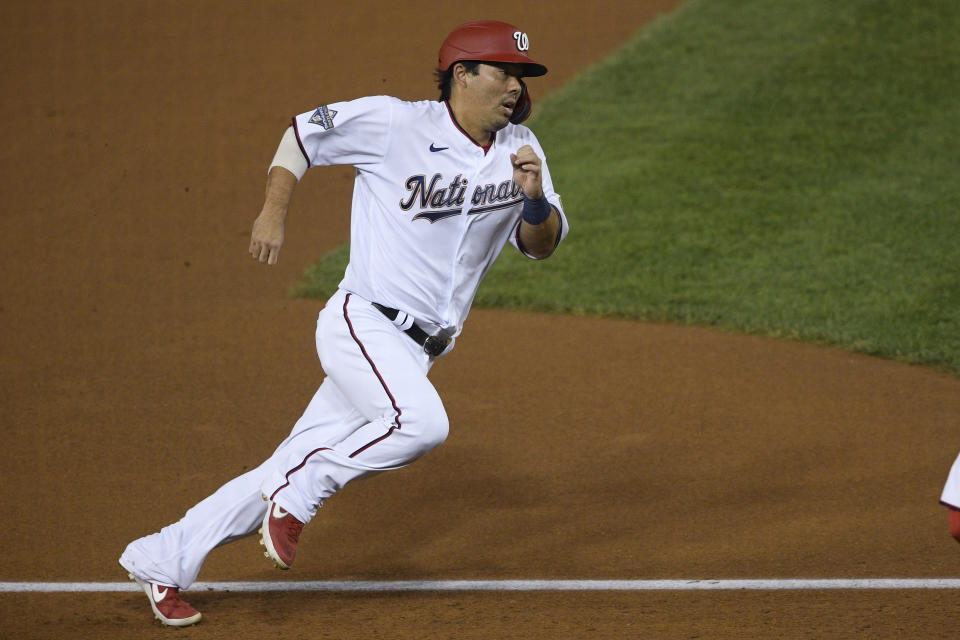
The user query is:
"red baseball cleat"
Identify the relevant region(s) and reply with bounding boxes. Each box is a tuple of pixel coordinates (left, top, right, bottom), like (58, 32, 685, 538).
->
(259, 500, 304, 569)
(129, 574, 202, 627)
(948, 507, 960, 543)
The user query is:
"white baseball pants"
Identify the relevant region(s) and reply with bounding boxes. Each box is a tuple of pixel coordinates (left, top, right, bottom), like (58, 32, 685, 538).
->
(942, 451, 960, 510)
(120, 289, 449, 589)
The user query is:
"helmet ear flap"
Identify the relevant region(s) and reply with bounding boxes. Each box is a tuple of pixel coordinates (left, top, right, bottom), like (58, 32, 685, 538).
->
(509, 80, 532, 125)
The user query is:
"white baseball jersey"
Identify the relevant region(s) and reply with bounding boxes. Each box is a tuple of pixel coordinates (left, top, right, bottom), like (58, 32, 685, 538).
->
(291, 96, 569, 337)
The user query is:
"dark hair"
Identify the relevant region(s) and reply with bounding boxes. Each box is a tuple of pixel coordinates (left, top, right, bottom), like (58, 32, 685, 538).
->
(435, 60, 481, 101)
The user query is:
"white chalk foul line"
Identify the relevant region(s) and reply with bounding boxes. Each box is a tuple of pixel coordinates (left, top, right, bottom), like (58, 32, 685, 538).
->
(2, 579, 960, 593)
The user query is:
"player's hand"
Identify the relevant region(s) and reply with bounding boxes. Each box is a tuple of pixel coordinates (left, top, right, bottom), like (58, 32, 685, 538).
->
(510, 145, 543, 200)
(249, 209, 285, 265)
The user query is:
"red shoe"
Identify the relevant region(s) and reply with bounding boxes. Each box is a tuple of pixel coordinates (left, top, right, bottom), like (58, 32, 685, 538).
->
(129, 574, 202, 627)
(259, 500, 304, 569)
(949, 507, 960, 543)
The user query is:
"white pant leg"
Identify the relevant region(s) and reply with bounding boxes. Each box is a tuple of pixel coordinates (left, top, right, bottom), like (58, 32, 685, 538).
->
(120, 289, 448, 589)
(119, 461, 270, 589)
(260, 290, 449, 524)
(119, 377, 368, 589)
(941, 451, 960, 509)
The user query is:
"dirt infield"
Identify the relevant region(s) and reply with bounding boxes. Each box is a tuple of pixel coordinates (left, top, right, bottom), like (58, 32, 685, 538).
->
(2, 1, 960, 638)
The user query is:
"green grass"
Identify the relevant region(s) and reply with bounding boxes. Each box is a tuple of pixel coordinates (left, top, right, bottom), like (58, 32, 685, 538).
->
(292, 0, 960, 375)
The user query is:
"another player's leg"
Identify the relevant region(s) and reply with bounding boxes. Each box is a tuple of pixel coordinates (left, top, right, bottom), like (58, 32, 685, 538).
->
(941, 451, 960, 543)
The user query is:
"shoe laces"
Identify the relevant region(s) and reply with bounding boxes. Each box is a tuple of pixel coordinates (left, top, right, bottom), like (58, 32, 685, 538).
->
(284, 517, 304, 544)
(160, 589, 197, 615)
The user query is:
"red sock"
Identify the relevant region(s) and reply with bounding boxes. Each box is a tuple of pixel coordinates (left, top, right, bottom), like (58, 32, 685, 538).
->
(949, 508, 960, 543)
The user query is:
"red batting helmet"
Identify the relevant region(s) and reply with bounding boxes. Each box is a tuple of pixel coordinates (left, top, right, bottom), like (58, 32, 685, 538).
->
(438, 20, 548, 77)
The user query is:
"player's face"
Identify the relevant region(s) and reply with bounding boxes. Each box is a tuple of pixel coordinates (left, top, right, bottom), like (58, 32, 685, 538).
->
(464, 62, 524, 132)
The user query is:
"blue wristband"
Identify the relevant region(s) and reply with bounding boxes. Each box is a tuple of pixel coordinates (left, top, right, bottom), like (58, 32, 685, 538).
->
(521, 194, 552, 225)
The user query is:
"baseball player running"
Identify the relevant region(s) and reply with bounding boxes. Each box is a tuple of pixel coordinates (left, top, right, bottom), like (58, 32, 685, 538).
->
(119, 20, 569, 626)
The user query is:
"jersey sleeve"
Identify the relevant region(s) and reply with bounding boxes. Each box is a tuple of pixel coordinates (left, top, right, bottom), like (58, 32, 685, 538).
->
(509, 130, 570, 259)
(290, 95, 394, 169)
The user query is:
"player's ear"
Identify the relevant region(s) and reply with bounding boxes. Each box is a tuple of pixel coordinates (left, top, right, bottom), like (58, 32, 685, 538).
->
(452, 62, 471, 89)
(509, 80, 532, 125)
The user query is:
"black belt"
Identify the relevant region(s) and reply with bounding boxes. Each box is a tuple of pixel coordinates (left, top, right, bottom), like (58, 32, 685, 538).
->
(371, 303, 450, 357)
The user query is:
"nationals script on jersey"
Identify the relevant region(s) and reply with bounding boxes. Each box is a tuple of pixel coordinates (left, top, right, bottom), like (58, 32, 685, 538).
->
(291, 95, 569, 338)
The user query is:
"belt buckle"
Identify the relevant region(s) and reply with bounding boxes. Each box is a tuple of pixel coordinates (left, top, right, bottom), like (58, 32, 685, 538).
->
(423, 335, 449, 357)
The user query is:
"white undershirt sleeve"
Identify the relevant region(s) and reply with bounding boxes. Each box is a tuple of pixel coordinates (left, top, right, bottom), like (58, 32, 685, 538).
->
(268, 126, 308, 180)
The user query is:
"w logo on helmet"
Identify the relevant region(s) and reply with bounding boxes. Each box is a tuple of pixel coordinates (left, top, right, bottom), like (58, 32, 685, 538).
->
(438, 21, 546, 77)
(513, 31, 529, 51)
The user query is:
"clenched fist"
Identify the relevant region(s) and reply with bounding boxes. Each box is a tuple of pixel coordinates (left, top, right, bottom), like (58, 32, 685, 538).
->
(510, 145, 543, 200)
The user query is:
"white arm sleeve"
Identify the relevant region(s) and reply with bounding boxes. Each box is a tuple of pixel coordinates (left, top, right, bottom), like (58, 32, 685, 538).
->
(268, 125, 308, 180)
(291, 96, 392, 168)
